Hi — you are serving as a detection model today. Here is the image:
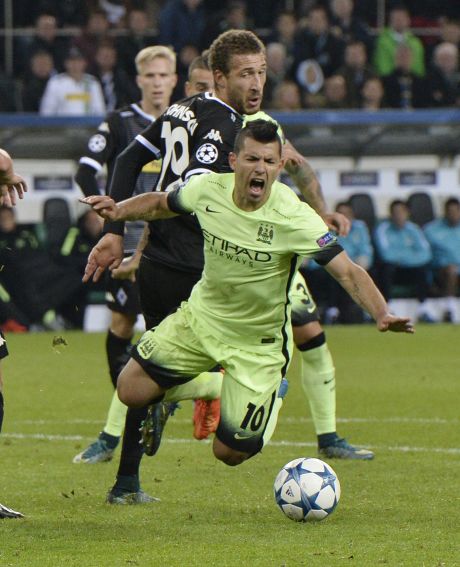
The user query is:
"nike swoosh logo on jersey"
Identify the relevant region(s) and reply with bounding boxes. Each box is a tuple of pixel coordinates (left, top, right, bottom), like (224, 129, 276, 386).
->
(205, 205, 220, 213)
(323, 378, 335, 385)
(234, 432, 254, 440)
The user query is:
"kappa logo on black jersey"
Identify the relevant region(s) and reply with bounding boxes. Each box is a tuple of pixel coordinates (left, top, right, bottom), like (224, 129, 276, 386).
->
(256, 223, 274, 245)
(88, 133, 106, 153)
(196, 143, 218, 164)
(203, 129, 223, 143)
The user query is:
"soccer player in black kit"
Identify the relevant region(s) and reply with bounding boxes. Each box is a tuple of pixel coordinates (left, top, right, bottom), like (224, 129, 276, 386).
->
(73, 46, 177, 465)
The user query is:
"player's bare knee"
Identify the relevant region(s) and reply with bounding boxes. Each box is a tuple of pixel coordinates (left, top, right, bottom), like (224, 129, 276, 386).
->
(293, 320, 323, 346)
(213, 438, 249, 466)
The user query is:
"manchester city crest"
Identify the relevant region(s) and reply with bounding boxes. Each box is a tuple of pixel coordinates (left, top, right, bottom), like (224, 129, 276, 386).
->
(256, 223, 274, 244)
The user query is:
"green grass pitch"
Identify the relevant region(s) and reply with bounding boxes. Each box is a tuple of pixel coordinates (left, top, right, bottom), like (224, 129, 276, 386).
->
(1, 326, 459, 566)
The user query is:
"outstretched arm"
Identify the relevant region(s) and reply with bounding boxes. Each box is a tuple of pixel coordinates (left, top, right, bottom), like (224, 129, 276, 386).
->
(324, 250, 414, 333)
(0, 149, 27, 207)
(80, 192, 177, 222)
(283, 141, 350, 236)
(81, 193, 177, 282)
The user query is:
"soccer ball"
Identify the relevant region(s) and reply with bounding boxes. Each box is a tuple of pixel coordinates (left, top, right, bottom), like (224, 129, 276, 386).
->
(274, 457, 340, 522)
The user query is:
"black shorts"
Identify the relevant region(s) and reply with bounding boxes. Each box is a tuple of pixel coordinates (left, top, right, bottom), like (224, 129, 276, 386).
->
(137, 256, 201, 330)
(105, 272, 142, 316)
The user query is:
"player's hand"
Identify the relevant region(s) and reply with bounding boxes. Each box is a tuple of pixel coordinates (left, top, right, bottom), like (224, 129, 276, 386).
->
(111, 254, 139, 282)
(322, 212, 350, 237)
(282, 143, 305, 168)
(80, 195, 119, 221)
(83, 233, 123, 283)
(377, 314, 415, 334)
(0, 173, 27, 207)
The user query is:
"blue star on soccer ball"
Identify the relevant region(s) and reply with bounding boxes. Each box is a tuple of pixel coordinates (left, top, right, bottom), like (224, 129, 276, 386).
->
(317, 470, 337, 491)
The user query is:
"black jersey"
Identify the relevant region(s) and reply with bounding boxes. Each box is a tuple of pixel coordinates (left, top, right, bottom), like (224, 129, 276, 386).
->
(108, 92, 243, 272)
(77, 102, 161, 253)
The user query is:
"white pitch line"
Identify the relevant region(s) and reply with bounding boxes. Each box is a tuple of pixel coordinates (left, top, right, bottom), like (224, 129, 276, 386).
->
(2, 433, 460, 455)
(12, 416, 459, 426)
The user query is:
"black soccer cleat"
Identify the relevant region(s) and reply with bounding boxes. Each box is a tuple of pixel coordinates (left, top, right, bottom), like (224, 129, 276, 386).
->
(0, 502, 24, 519)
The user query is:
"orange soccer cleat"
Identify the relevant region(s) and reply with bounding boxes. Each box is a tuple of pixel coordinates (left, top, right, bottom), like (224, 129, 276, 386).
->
(193, 398, 221, 440)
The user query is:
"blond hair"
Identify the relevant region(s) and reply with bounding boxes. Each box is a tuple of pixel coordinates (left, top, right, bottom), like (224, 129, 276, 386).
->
(135, 45, 176, 74)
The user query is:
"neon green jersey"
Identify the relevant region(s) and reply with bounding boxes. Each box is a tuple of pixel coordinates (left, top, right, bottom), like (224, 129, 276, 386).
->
(168, 172, 336, 351)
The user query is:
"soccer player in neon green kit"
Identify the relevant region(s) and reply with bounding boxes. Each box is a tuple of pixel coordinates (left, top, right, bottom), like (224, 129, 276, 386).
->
(82, 120, 414, 464)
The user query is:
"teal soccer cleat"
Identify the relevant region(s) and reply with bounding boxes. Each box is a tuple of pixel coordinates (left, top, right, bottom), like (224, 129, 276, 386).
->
(319, 436, 374, 460)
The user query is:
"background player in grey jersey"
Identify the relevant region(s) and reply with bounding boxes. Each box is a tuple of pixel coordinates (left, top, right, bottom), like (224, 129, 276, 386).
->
(0, 148, 26, 518)
(73, 46, 177, 464)
(83, 30, 370, 505)
(82, 120, 413, 467)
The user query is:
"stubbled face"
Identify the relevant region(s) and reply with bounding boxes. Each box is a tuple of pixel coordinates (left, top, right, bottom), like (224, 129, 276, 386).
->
(137, 57, 177, 110)
(185, 68, 214, 96)
(216, 52, 266, 115)
(229, 136, 283, 210)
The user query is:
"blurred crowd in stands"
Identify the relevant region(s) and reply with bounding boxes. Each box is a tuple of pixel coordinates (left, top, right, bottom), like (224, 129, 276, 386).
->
(1, 0, 460, 113)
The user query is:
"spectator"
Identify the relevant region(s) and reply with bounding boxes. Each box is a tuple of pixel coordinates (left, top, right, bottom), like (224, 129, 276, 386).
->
(266, 11, 298, 61)
(115, 9, 159, 79)
(382, 44, 428, 108)
(337, 40, 375, 106)
(325, 200, 374, 323)
(92, 41, 139, 111)
(293, 5, 345, 80)
(0, 206, 83, 329)
(39, 47, 106, 116)
(431, 18, 460, 58)
(373, 5, 425, 77)
(15, 13, 69, 75)
(158, 0, 206, 54)
(73, 9, 111, 71)
(21, 50, 55, 112)
(360, 76, 385, 110)
(329, 0, 373, 54)
(270, 80, 303, 110)
(313, 74, 350, 109)
(425, 42, 460, 107)
(374, 200, 433, 322)
(264, 42, 290, 106)
(424, 197, 460, 322)
(204, 1, 250, 45)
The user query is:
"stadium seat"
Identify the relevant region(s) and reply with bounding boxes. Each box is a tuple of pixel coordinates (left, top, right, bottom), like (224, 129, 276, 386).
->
(407, 192, 435, 227)
(42, 197, 72, 255)
(349, 193, 377, 232)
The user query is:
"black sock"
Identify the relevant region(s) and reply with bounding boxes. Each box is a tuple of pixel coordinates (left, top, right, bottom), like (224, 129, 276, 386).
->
(318, 432, 338, 449)
(106, 330, 133, 388)
(0, 391, 4, 433)
(115, 406, 148, 481)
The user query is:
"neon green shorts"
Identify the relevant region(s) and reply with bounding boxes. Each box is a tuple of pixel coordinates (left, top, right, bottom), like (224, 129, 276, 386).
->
(290, 271, 319, 326)
(132, 302, 289, 454)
